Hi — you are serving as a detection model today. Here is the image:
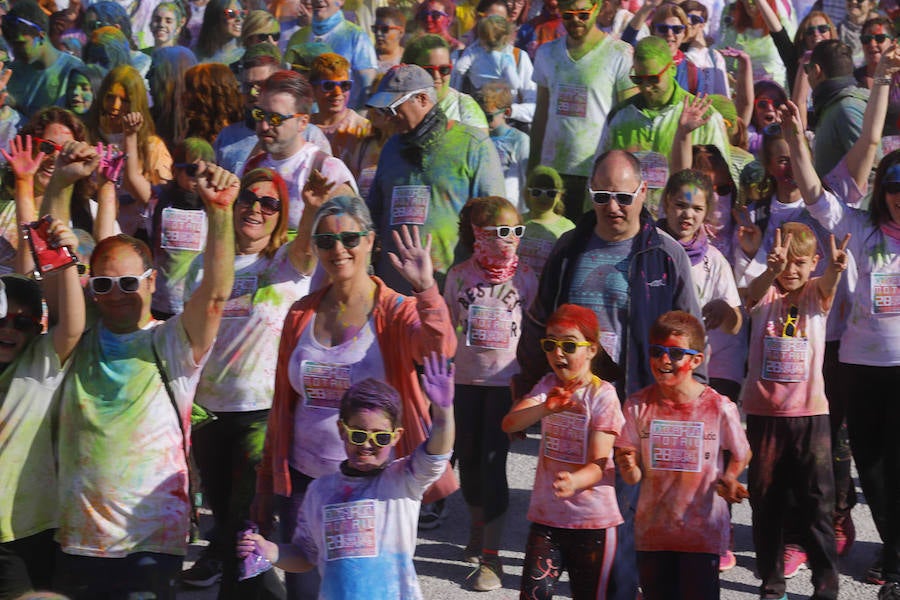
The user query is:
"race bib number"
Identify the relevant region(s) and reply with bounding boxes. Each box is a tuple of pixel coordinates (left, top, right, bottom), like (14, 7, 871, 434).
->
(762, 337, 810, 382)
(390, 185, 430, 226)
(324, 500, 377, 561)
(556, 84, 588, 118)
(466, 305, 513, 349)
(301, 361, 351, 409)
(634, 151, 669, 189)
(872, 272, 900, 314)
(543, 410, 588, 464)
(357, 166, 377, 201)
(160, 208, 207, 251)
(222, 276, 257, 318)
(649, 420, 703, 473)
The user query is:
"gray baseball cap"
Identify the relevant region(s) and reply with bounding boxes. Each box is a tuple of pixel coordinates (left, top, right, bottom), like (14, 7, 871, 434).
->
(366, 64, 433, 109)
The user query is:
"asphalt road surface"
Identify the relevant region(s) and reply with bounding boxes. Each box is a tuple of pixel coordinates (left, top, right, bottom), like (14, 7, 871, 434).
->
(181, 430, 882, 599)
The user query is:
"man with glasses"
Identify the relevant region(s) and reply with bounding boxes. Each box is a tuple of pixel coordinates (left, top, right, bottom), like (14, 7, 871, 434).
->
(514, 149, 702, 600)
(836, 0, 876, 66)
(1, 0, 83, 119)
(247, 69, 356, 231)
(309, 52, 372, 167)
(528, 0, 636, 221)
(52, 163, 238, 600)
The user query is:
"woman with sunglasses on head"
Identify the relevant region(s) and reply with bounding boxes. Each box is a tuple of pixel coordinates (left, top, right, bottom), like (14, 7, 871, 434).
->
(442, 196, 537, 591)
(255, 199, 458, 600)
(195, 0, 246, 65)
(181, 165, 319, 595)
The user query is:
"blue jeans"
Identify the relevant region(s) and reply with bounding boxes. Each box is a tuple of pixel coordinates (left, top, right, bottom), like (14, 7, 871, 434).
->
(609, 474, 640, 600)
(277, 468, 321, 600)
(53, 550, 181, 600)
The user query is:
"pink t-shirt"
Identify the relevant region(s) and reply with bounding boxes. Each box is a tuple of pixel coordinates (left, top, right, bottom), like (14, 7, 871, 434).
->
(740, 280, 831, 417)
(526, 373, 624, 530)
(618, 385, 751, 555)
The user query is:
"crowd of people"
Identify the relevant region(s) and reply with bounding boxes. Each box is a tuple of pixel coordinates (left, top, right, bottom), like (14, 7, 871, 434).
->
(0, 0, 899, 598)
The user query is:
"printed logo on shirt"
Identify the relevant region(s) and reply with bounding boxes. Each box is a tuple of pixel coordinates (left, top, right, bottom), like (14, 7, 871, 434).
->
(301, 360, 352, 409)
(222, 276, 258, 318)
(872, 272, 900, 314)
(390, 185, 430, 226)
(324, 499, 378, 560)
(556, 84, 588, 118)
(649, 419, 703, 472)
(160, 208, 207, 251)
(543, 409, 588, 464)
(761, 337, 810, 382)
(466, 305, 513, 349)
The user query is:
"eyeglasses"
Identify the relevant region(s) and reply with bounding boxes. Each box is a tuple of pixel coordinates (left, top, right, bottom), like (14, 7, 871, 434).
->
(654, 23, 686, 35)
(782, 304, 799, 337)
(238, 190, 281, 215)
(588, 180, 642, 205)
(421, 64, 453, 77)
(629, 61, 673, 85)
(648, 344, 700, 361)
(688, 13, 706, 24)
(421, 9, 448, 19)
(174, 162, 200, 176)
(372, 24, 404, 34)
(376, 88, 428, 116)
(540, 338, 593, 353)
(882, 181, 900, 195)
(245, 31, 280, 44)
(312, 231, 369, 249)
(224, 8, 248, 19)
(754, 97, 776, 111)
(316, 79, 352, 92)
(861, 33, 891, 44)
(250, 106, 305, 126)
(480, 225, 525, 238)
(33, 137, 62, 154)
(562, 8, 593, 21)
(340, 420, 399, 447)
(89, 269, 153, 295)
(804, 24, 831, 36)
(0, 313, 42, 332)
(529, 187, 561, 198)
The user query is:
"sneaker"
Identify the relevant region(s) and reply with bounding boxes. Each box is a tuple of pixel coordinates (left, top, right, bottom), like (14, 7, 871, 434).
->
(470, 557, 503, 591)
(181, 553, 222, 588)
(880, 582, 900, 599)
(834, 511, 856, 557)
(418, 499, 447, 531)
(719, 550, 737, 572)
(783, 544, 808, 579)
(868, 557, 887, 585)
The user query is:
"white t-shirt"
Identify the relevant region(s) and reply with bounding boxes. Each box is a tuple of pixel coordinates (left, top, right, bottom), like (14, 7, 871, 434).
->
(288, 315, 387, 478)
(260, 144, 358, 231)
(532, 34, 634, 177)
(56, 316, 208, 557)
(186, 244, 311, 412)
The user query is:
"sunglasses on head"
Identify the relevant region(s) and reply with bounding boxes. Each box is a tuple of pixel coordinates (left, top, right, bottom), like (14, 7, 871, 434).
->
(883, 180, 900, 195)
(421, 64, 453, 77)
(224, 8, 248, 19)
(421, 9, 448, 19)
(589, 181, 642, 205)
(238, 189, 281, 215)
(481, 225, 525, 238)
(376, 88, 428, 116)
(33, 137, 62, 154)
(562, 8, 593, 20)
(629, 61, 672, 85)
(648, 344, 700, 361)
(0, 313, 42, 332)
(688, 13, 706, 24)
(529, 187, 561, 198)
(316, 79, 352, 92)
(654, 23, 685, 35)
(540, 337, 593, 354)
(340, 420, 399, 447)
(372, 23, 404, 34)
(250, 106, 305, 126)
(312, 230, 369, 250)
(89, 269, 153, 295)
(861, 32, 891, 44)
(804, 24, 831, 36)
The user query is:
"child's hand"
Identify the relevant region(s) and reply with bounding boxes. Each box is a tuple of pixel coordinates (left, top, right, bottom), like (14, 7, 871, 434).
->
(545, 382, 577, 413)
(828, 233, 851, 273)
(122, 112, 144, 137)
(552, 471, 577, 498)
(614, 447, 639, 473)
(766, 227, 793, 277)
(422, 351, 454, 409)
(702, 298, 731, 331)
(716, 476, 749, 504)
(237, 531, 279, 563)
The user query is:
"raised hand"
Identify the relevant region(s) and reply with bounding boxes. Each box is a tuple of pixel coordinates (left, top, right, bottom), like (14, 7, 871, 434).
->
(387, 225, 435, 293)
(122, 112, 144, 137)
(196, 162, 240, 210)
(766, 227, 793, 277)
(54, 141, 101, 186)
(828, 233, 851, 273)
(719, 46, 749, 63)
(301, 169, 336, 213)
(777, 100, 803, 139)
(1, 135, 46, 181)
(678, 94, 712, 133)
(875, 42, 900, 78)
(735, 206, 763, 257)
(422, 351, 454, 408)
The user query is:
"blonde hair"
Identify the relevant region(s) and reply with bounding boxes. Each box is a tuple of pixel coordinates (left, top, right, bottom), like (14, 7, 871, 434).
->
(781, 221, 818, 258)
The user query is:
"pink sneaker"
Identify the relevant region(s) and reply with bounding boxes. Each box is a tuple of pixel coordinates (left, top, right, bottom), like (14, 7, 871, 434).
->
(719, 550, 737, 572)
(784, 544, 808, 578)
(834, 511, 856, 557)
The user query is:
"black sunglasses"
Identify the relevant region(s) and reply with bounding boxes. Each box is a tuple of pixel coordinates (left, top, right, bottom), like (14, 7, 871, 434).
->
(247, 30, 280, 43)
(33, 137, 62, 154)
(861, 33, 891, 44)
(883, 181, 900, 195)
(174, 162, 200, 177)
(238, 190, 282, 215)
(588, 182, 641, 205)
(648, 344, 700, 361)
(312, 231, 369, 250)
(688, 13, 706, 24)
(654, 23, 686, 35)
(0, 313, 42, 332)
(317, 79, 353, 92)
(804, 24, 831, 36)
(782, 304, 799, 337)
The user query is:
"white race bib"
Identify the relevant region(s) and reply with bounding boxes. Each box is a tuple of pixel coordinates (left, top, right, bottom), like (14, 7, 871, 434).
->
(762, 337, 810, 382)
(543, 410, 588, 464)
(649, 419, 703, 472)
(466, 305, 513, 349)
(301, 360, 351, 410)
(324, 500, 378, 560)
(872, 272, 900, 315)
(390, 185, 430, 226)
(160, 208, 206, 251)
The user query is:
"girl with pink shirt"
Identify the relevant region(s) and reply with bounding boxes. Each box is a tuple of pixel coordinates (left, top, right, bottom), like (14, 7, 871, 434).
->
(502, 304, 624, 600)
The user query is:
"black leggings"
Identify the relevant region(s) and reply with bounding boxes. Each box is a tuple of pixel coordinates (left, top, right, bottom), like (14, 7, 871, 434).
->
(637, 551, 719, 600)
(520, 523, 615, 600)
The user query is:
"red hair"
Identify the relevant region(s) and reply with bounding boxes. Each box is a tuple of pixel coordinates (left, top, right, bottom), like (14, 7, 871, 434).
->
(546, 304, 600, 345)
